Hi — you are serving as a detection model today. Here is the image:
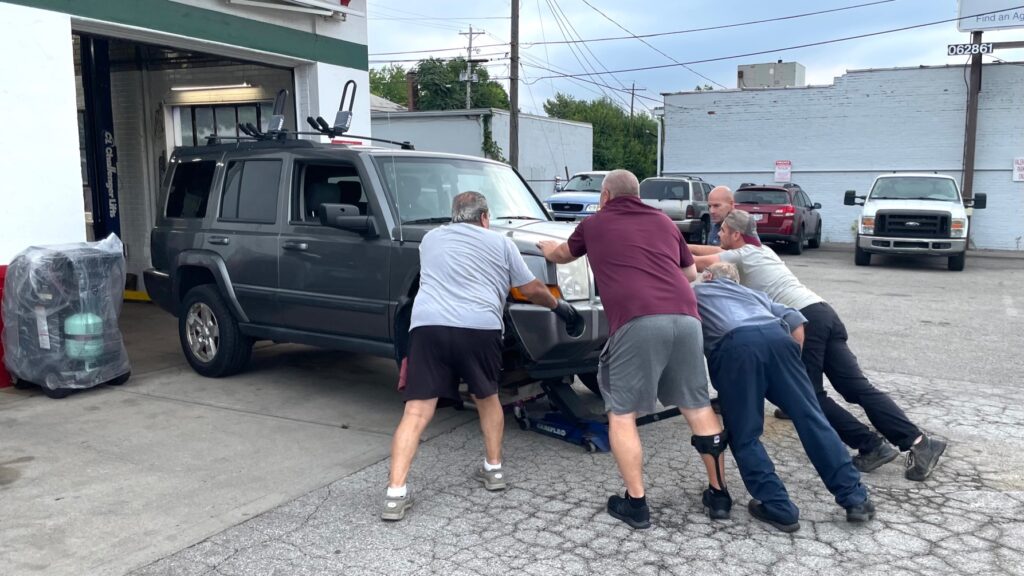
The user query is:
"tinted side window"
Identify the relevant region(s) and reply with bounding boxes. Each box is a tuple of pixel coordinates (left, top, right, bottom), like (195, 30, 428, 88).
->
(219, 160, 281, 224)
(293, 163, 367, 223)
(166, 160, 216, 218)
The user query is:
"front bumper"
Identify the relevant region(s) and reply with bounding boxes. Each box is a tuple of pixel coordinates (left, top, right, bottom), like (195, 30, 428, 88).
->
(143, 269, 176, 315)
(858, 235, 966, 255)
(506, 301, 607, 379)
(549, 211, 592, 222)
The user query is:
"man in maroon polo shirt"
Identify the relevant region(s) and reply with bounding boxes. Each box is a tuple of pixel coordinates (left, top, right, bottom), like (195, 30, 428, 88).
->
(538, 169, 731, 530)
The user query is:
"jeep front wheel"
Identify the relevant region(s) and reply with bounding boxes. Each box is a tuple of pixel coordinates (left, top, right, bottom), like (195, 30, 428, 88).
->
(179, 285, 253, 377)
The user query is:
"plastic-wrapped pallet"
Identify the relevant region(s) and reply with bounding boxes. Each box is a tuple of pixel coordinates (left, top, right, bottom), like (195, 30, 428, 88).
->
(1, 234, 131, 398)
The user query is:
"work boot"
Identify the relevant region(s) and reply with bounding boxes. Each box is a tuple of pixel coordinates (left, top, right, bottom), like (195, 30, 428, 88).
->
(381, 491, 413, 522)
(773, 408, 791, 420)
(702, 486, 732, 520)
(852, 442, 900, 473)
(474, 466, 508, 491)
(607, 491, 651, 529)
(747, 500, 800, 533)
(846, 498, 876, 523)
(905, 435, 947, 481)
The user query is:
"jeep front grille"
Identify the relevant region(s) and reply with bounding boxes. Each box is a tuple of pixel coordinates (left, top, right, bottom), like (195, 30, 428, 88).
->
(551, 203, 583, 212)
(875, 211, 950, 238)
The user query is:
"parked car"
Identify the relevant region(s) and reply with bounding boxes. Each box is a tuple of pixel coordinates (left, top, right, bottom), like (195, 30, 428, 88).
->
(544, 171, 608, 221)
(639, 176, 713, 244)
(844, 173, 986, 271)
(734, 183, 822, 254)
(145, 140, 608, 389)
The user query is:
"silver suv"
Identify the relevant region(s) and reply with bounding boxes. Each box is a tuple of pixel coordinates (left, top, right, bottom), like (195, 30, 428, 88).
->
(639, 176, 713, 244)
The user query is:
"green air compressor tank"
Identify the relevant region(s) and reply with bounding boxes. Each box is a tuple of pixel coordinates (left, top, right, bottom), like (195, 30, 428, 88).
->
(64, 313, 104, 360)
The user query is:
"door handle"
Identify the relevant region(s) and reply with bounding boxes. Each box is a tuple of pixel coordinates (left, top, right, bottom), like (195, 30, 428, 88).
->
(282, 241, 309, 251)
(208, 236, 230, 245)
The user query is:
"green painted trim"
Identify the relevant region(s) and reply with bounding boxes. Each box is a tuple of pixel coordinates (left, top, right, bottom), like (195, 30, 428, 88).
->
(5, 0, 367, 70)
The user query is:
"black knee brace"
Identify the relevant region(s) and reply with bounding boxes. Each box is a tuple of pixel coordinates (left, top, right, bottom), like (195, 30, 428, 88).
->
(692, 431, 730, 490)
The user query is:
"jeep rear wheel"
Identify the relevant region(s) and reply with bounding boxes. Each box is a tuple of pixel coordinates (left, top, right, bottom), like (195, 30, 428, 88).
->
(179, 285, 253, 377)
(948, 252, 966, 271)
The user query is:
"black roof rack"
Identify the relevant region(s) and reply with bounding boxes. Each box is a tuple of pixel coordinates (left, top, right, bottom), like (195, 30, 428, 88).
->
(203, 82, 416, 150)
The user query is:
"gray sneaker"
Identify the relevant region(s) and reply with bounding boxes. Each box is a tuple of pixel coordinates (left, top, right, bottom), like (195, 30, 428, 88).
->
(381, 492, 413, 521)
(474, 466, 508, 491)
(905, 435, 947, 481)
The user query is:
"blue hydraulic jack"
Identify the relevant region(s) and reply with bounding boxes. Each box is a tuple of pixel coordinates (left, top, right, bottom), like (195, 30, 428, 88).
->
(510, 378, 682, 453)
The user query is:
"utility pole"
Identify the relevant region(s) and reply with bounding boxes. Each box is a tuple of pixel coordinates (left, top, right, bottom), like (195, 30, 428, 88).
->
(509, 0, 520, 169)
(961, 30, 983, 210)
(459, 26, 484, 109)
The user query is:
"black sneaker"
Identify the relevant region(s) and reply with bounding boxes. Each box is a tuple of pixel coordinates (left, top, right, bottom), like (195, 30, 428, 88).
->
(607, 492, 651, 529)
(846, 498, 876, 522)
(773, 408, 791, 420)
(747, 500, 800, 533)
(852, 442, 900, 473)
(702, 486, 732, 520)
(905, 435, 947, 481)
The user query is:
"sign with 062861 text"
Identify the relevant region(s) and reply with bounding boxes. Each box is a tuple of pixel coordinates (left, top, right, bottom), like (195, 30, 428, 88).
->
(948, 43, 994, 56)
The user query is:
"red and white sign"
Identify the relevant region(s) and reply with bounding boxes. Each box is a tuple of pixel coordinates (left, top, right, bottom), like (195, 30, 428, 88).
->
(774, 160, 792, 183)
(1014, 157, 1024, 182)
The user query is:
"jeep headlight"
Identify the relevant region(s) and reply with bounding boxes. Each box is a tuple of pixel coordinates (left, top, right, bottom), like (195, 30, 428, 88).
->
(556, 258, 590, 301)
(951, 218, 966, 238)
(860, 216, 875, 235)
(584, 204, 600, 213)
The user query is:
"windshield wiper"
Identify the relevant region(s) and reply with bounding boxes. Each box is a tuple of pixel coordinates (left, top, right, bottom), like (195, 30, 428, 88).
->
(404, 217, 452, 225)
(494, 215, 542, 220)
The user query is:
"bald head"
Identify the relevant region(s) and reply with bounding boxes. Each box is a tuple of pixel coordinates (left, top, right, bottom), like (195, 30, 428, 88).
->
(708, 185, 735, 224)
(602, 169, 640, 200)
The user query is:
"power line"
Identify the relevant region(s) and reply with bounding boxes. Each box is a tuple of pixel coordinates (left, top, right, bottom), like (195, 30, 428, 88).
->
(531, 5, 1024, 80)
(369, 16, 510, 21)
(367, 0, 898, 55)
(577, 0, 727, 90)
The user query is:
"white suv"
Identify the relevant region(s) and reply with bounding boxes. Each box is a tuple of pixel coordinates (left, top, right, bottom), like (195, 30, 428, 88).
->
(845, 174, 987, 271)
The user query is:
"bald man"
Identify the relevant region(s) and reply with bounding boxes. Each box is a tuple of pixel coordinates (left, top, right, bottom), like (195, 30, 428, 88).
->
(538, 169, 731, 529)
(690, 185, 755, 255)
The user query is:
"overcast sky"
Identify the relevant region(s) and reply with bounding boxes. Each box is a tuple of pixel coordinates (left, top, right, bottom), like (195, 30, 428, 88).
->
(365, 0, 1024, 115)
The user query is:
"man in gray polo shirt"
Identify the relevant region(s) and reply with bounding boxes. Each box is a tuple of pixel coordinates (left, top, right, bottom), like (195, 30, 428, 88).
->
(382, 191, 581, 521)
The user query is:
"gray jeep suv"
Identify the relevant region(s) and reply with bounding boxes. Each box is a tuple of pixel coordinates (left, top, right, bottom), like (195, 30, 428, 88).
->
(144, 140, 607, 389)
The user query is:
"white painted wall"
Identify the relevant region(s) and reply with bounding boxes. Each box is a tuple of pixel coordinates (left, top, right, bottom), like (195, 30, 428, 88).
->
(370, 111, 593, 199)
(663, 65, 1024, 250)
(297, 63, 372, 138)
(170, 0, 368, 45)
(0, 4, 86, 265)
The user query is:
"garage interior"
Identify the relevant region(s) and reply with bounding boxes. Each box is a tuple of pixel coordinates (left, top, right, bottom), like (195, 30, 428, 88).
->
(73, 32, 297, 292)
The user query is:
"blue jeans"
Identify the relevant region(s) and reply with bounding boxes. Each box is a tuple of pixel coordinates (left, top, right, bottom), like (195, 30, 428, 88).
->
(710, 322, 868, 524)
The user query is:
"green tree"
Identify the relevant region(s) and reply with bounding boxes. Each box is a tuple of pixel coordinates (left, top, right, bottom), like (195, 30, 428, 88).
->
(415, 57, 509, 111)
(369, 64, 409, 107)
(544, 93, 657, 179)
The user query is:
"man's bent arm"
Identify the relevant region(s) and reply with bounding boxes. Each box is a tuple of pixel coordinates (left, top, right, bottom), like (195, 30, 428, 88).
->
(689, 245, 723, 257)
(516, 279, 559, 309)
(694, 254, 721, 272)
(680, 264, 698, 283)
(790, 324, 805, 349)
(538, 241, 578, 264)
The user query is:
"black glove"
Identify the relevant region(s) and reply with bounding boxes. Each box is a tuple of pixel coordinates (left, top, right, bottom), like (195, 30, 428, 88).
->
(552, 299, 584, 336)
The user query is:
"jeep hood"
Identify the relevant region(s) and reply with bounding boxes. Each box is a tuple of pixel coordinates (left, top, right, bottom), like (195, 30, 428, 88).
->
(398, 220, 579, 256)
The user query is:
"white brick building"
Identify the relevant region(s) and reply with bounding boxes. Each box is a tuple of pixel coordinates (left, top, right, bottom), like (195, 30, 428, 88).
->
(662, 64, 1024, 251)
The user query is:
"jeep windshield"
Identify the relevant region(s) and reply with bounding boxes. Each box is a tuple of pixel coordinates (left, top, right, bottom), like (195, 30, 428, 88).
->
(562, 174, 604, 192)
(373, 156, 548, 224)
(870, 177, 959, 202)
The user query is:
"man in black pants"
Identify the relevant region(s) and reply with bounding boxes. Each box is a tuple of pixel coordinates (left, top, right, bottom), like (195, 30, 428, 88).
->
(695, 210, 946, 481)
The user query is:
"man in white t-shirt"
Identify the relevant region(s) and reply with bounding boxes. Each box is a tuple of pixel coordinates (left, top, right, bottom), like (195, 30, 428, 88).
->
(382, 191, 581, 521)
(694, 210, 946, 483)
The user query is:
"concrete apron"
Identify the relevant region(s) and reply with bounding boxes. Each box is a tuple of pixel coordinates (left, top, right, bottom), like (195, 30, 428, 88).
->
(0, 303, 475, 576)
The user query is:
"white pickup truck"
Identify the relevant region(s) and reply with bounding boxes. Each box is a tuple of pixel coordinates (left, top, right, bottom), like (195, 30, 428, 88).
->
(845, 173, 987, 271)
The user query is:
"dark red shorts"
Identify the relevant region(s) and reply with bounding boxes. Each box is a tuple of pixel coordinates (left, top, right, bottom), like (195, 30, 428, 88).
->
(403, 325, 502, 404)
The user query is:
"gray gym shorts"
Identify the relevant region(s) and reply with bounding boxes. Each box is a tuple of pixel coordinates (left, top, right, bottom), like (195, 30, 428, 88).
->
(597, 314, 710, 415)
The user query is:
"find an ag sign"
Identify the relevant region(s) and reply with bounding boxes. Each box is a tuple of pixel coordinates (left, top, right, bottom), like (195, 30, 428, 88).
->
(948, 43, 994, 56)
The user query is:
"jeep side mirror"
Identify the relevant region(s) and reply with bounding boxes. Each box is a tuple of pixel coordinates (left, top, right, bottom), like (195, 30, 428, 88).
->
(969, 193, 987, 210)
(844, 190, 863, 206)
(319, 203, 377, 237)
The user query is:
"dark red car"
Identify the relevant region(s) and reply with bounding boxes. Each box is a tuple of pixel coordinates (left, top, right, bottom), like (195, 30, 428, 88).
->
(734, 183, 822, 254)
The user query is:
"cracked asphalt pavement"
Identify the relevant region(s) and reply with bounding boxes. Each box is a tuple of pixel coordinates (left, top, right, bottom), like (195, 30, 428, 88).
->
(131, 250, 1024, 576)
